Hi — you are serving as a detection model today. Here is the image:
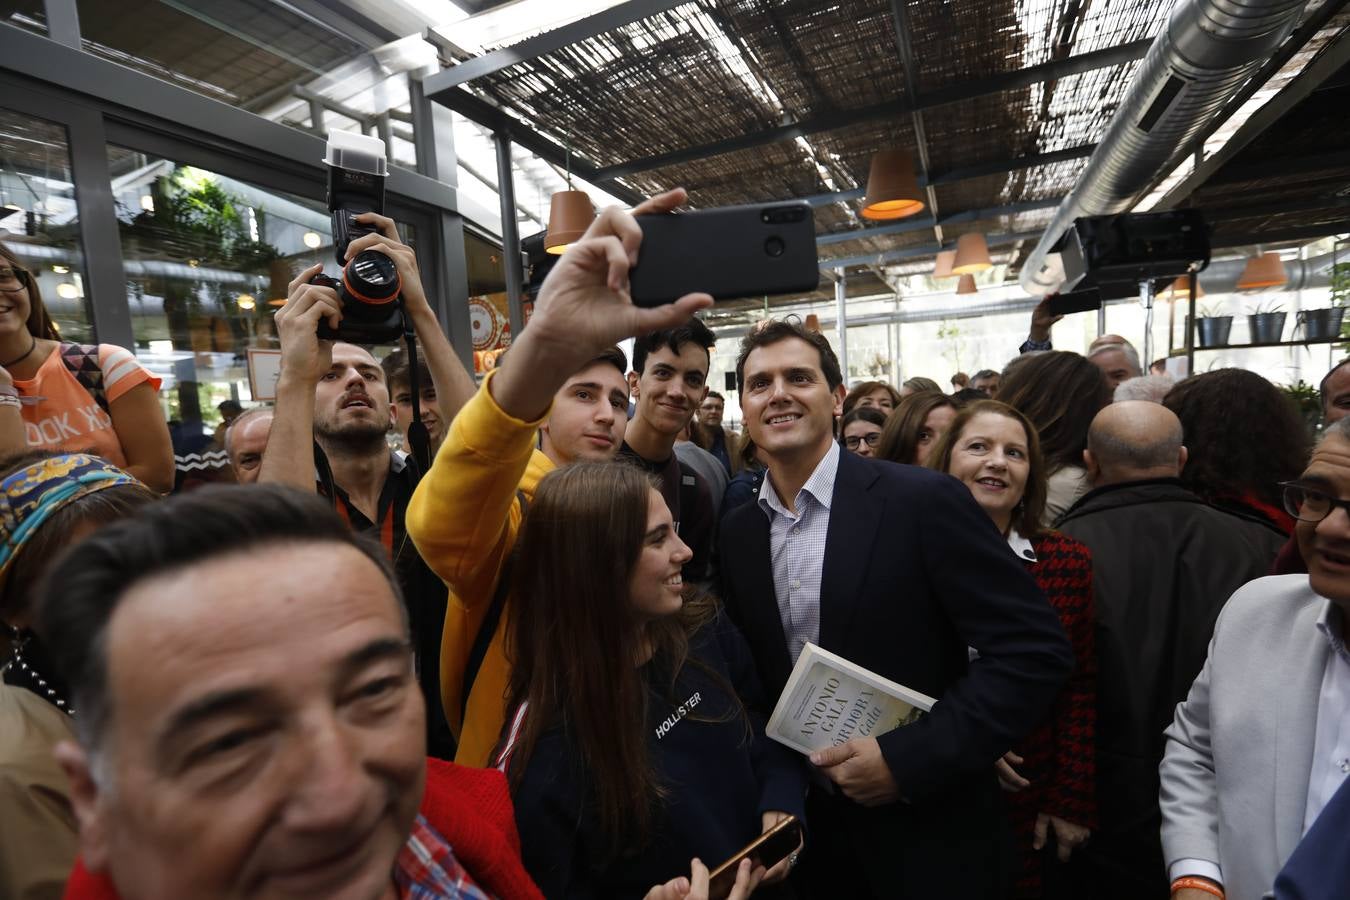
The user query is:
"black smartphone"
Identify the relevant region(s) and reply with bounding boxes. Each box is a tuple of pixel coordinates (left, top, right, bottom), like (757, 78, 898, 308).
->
(1047, 289, 1102, 316)
(706, 815, 802, 900)
(629, 203, 820, 307)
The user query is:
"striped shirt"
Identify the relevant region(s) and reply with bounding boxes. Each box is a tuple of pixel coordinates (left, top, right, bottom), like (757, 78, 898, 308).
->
(394, 813, 494, 899)
(757, 441, 840, 662)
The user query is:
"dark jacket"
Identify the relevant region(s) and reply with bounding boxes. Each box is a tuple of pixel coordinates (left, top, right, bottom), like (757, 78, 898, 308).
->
(507, 612, 807, 900)
(1055, 478, 1284, 899)
(719, 451, 1074, 898)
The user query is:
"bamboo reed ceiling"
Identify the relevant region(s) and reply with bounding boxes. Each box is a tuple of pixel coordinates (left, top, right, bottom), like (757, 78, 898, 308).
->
(456, 0, 1178, 276)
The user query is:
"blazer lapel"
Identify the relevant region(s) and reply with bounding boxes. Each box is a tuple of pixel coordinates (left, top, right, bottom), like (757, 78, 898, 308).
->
(1272, 605, 1331, 862)
(731, 502, 793, 688)
(818, 452, 883, 651)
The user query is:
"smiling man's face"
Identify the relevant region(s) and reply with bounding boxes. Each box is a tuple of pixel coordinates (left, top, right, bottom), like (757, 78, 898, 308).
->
(629, 343, 710, 439)
(64, 542, 427, 900)
(1295, 433, 1350, 609)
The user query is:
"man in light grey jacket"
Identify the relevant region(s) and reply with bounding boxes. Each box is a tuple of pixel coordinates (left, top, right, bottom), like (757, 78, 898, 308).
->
(1160, 417, 1350, 900)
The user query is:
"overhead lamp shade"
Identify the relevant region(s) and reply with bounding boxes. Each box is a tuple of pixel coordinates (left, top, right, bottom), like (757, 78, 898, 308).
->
(1161, 276, 1205, 301)
(804, 314, 822, 333)
(932, 250, 956, 278)
(952, 233, 993, 274)
(544, 190, 595, 255)
(1237, 252, 1287, 290)
(956, 274, 978, 295)
(860, 150, 924, 221)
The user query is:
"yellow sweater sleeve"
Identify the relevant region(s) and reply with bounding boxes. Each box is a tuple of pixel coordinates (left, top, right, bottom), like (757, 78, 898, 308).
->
(406, 368, 549, 599)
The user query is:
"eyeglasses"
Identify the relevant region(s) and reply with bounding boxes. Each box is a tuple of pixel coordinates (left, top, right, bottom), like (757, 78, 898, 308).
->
(1281, 481, 1350, 523)
(844, 432, 882, 449)
(0, 266, 28, 293)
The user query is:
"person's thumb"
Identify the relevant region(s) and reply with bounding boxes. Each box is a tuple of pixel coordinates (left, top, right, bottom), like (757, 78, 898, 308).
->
(810, 740, 857, 768)
(1033, 813, 1048, 850)
(630, 293, 714, 336)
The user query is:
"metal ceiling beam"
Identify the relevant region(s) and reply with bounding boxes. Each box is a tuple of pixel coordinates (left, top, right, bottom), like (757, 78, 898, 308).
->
(431, 84, 645, 206)
(1210, 221, 1350, 248)
(423, 0, 689, 95)
(816, 196, 1065, 246)
(821, 229, 1044, 270)
(589, 39, 1151, 182)
(1152, 5, 1350, 209)
(887, 0, 943, 245)
(798, 143, 1097, 207)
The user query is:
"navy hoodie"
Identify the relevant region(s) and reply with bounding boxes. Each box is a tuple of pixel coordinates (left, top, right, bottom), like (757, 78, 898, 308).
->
(508, 612, 808, 899)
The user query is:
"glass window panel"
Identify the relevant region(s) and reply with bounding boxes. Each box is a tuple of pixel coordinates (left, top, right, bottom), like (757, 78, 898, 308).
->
(108, 144, 332, 430)
(0, 106, 91, 341)
(4, 1, 50, 36)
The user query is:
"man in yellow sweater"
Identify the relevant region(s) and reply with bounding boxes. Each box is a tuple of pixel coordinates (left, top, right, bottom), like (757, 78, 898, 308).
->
(405, 189, 714, 766)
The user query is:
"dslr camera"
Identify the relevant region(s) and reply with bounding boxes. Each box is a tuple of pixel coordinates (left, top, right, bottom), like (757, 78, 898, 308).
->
(309, 132, 405, 344)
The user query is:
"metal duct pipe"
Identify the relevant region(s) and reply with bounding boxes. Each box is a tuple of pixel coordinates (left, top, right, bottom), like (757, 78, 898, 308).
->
(1019, 0, 1307, 296)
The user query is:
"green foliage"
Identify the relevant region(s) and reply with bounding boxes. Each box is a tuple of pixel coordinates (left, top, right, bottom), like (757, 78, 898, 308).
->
(123, 166, 281, 269)
(1284, 379, 1323, 437)
(1331, 262, 1350, 307)
(937, 319, 965, 373)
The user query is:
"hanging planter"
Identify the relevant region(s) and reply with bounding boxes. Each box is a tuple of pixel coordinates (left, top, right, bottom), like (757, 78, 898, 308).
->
(1194, 303, 1232, 348)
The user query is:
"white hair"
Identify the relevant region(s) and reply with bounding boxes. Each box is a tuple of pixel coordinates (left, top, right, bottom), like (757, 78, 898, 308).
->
(1113, 374, 1176, 404)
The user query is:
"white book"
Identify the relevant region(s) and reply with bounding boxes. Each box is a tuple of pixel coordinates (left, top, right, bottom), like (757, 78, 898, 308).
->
(766, 642, 936, 756)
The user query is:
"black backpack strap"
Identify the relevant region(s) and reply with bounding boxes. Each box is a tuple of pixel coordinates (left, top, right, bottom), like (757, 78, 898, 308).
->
(677, 460, 700, 532)
(461, 490, 528, 722)
(59, 342, 109, 415)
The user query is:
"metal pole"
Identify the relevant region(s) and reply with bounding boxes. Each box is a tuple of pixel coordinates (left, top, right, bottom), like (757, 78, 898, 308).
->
(835, 268, 849, 381)
(493, 131, 525, 341)
(1139, 279, 1156, 372)
(1097, 302, 1107, 338)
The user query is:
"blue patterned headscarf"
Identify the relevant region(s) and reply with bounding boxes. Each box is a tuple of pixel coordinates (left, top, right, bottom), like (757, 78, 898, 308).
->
(0, 453, 145, 590)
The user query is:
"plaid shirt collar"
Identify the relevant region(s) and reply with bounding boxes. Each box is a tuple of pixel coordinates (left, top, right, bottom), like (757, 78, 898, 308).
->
(393, 814, 494, 900)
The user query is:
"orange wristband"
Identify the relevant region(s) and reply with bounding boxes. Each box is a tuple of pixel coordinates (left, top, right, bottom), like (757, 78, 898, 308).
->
(1171, 876, 1224, 898)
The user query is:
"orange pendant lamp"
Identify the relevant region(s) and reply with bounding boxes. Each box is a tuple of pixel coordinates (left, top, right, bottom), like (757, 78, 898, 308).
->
(932, 250, 956, 278)
(544, 190, 596, 255)
(804, 314, 822, 333)
(1237, 252, 1287, 290)
(1160, 276, 1205, 302)
(956, 274, 978, 295)
(952, 233, 993, 274)
(860, 150, 925, 221)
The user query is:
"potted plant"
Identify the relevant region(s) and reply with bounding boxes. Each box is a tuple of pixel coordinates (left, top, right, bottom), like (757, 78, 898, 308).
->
(1247, 299, 1286, 344)
(1194, 301, 1232, 348)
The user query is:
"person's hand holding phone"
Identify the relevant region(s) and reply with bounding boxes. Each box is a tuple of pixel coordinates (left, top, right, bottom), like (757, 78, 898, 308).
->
(644, 858, 759, 900)
(757, 811, 801, 885)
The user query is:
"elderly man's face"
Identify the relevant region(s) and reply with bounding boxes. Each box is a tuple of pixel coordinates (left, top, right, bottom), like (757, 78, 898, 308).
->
(1295, 434, 1350, 609)
(1091, 349, 1138, 390)
(66, 542, 426, 900)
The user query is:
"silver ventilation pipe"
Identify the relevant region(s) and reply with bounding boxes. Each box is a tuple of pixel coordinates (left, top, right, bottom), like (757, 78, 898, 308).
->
(1019, 0, 1308, 295)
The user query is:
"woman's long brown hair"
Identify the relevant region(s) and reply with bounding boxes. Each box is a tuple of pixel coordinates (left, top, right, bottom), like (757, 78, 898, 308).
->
(505, 462, 716, 860)
(877, 390, 955, 466)
(0, 240, 61, 340)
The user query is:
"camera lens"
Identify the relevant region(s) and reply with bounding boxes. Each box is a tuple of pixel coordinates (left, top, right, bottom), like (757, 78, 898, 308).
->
(343, 250, 400, 305)
(764, 236, 786, 258)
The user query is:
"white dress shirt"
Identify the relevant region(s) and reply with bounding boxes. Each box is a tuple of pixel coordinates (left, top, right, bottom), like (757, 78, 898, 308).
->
(757, 441, 839, 663)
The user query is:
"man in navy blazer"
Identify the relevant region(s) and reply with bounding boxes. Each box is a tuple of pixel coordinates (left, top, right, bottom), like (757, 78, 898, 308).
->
(719, 320, 1074, 899)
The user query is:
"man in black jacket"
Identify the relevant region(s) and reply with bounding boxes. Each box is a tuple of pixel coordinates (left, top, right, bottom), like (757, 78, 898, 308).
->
(1057, 401, 1285, 899)
(720, 319, 1073, 899)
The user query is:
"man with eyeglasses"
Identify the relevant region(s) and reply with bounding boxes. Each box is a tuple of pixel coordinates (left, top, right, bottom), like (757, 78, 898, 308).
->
(1160, 416, 1350, 900)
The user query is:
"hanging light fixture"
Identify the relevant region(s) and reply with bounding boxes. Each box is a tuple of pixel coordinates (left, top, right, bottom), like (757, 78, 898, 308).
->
(932, 250, 956, 278)
(804, 314, 822, 333)
(955, 274, 978, 295)
(544, 190, 595, 255)
(1237, 252, 1287, 290)
(952, 233, 993, 274)
(860, 150, 925, 221)
(1159, 276, 1205, 301)
(236, 293, 256, 310)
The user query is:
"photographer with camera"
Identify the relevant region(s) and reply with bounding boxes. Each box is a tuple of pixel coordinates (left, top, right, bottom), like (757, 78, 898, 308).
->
(259, 211, 474, 760)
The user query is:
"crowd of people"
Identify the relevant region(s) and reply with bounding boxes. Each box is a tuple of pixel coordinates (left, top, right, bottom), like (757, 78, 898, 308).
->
(1, 189, 1346, 900)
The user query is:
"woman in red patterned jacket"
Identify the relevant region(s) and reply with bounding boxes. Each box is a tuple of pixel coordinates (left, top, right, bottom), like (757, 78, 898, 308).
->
(928, 399, 1096, 898)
